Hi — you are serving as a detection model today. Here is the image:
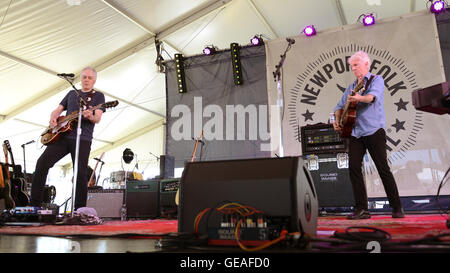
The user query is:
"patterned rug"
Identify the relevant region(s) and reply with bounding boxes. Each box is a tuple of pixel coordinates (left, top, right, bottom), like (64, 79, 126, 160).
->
(317, 213, 450, 242)
(0, 219, 178, 237)
(0, 214, 448, 242)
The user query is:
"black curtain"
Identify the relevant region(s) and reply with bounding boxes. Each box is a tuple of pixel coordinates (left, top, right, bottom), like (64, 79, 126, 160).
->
(165, 45, 270, 168)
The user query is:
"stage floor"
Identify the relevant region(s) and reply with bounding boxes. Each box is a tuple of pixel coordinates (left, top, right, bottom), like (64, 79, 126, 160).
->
(0, 212, 449, 253)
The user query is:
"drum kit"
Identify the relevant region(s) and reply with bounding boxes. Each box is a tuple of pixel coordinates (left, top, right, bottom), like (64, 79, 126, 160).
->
(91, 148, 143, 190)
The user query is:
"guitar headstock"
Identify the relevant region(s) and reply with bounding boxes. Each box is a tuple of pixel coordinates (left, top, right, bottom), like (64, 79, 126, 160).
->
(3, 140, 11, 151)
(2, 140, 9, 156)
(103, 100, 119, 110)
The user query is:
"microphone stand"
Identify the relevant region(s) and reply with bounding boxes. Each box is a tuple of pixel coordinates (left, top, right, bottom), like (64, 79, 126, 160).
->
(272, 38, 295, 157)
(61, 75, 88, 218)
(94, 157, 105, 186)
(21, 140, 35, 174)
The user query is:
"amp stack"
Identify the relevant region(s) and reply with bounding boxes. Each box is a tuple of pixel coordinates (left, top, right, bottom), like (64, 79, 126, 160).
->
(300, 123, 355, 208)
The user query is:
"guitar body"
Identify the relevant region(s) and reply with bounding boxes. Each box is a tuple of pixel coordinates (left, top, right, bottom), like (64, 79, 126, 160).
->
(3, 140, 30, 207)
(11, 177, 29, 207)
(0, 164, 15, 209)
(340, 102, 357, 138)
(41, 116, 75, 145)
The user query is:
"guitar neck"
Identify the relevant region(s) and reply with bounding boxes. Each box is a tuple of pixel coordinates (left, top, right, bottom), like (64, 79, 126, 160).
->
(59, 103, 105, 124)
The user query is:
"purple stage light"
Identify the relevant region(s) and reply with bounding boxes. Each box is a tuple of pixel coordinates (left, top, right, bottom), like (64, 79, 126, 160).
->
(250, 36, 263, 46)
(430, 0, 445, 13)
(363, 14, 375, 26)
(303, 25, 316, 36)
(203, 46, 215, 55)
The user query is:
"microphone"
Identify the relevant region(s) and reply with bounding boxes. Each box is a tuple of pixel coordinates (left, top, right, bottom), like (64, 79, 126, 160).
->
(286, 38, 295, 45)
(94, 157, 105, 164)
(21, 140, 35, 147)
(57, 73, 75, 78)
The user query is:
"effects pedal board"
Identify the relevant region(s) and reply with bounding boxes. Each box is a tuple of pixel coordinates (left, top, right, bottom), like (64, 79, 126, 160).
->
(1, 206, 58, 225)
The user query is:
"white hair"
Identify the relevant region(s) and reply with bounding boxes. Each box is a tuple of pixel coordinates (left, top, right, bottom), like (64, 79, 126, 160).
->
(82, 66, 97, 78)
(348, 51, 371, 67)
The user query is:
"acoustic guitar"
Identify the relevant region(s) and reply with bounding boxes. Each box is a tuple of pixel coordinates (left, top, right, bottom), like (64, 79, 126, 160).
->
(1, 142, 15, 209)
(4, 140, 30, 206)
(175, 130, 204, 206)
(40, 100, 119, 145)
(339, 75, 374, 138)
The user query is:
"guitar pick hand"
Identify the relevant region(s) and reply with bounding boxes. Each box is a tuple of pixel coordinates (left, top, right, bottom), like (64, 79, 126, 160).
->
(82, 106, 94, 121)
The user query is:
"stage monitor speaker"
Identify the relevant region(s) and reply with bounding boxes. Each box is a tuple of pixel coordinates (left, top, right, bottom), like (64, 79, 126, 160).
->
(126, 179, 159, 218)
(87, 189, 124, 218)
(304, 153, 355, 207)
(178, 157, 318, 236)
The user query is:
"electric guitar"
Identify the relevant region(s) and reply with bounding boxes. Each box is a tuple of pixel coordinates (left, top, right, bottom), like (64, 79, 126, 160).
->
(40, 100, 119, 145)
(175, 130, 204, 206)
(1, 142, 15, 209)
(4, 140, 30, 206)
(339, 75, 374, 138)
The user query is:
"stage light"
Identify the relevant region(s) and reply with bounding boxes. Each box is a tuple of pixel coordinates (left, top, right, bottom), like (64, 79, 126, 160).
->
(203, 46, 216, 55)
(230, 43, 243, 85)
(122, 148, 134, 164)
(362, 14, 375, 26)
(250, 35, 264, 46)
(430, 0, 446, 13)
(174, 53, 187, 93)
(303, 25, 316, 37)
(357, 13, 376, 26)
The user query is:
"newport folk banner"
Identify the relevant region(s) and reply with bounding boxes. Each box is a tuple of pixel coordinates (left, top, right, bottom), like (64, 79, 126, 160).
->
(265, 10, 449, 197)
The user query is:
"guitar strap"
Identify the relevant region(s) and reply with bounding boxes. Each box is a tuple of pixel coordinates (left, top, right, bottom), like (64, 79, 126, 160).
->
(362, 75, 375, 95)
(85, 90, 96, 107)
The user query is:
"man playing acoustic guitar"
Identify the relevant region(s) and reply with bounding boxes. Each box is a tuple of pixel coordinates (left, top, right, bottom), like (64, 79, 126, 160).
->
(333, 51, 404, 220)
(31, 67, 105, 210)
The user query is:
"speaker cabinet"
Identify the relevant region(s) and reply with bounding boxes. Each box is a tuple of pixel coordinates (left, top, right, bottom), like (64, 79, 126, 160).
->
(86, 189, 124, 218)
(304, 153, 355, 207)
(159, 178, 179, 218)
(159, 155, 175, 178)
(126, 180, 159, 218)
(178, 157, 318, 236)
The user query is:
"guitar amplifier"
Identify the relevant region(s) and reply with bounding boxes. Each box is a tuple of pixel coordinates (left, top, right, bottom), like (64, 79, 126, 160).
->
(86, 189, 124, 218)
(159, 178, 179, 218)
(300, 123, 348, 154)
(126, 179, 159, 218)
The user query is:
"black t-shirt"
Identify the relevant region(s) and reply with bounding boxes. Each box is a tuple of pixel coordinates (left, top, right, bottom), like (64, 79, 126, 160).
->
(60, 89, 106, 141)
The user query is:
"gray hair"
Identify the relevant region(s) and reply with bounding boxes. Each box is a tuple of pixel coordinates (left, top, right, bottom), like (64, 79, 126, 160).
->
(82, 66, 97, 78)
(348, 51, 371, 67)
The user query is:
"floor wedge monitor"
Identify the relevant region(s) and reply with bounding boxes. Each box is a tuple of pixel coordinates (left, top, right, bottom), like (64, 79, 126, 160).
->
(178, 157, 318, 239)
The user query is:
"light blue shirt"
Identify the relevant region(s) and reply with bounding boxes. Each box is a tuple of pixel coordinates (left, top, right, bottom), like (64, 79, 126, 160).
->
(334, 72, 386, 138)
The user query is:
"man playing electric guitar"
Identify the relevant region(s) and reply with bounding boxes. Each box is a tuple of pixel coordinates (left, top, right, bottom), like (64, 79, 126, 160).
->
(31, 67, 105, 210)
(332, 51, 404, 220)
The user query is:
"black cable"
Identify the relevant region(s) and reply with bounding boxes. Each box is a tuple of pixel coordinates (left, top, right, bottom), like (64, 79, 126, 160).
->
(436, 166, 450, 216)
(333, 226, 392, 242)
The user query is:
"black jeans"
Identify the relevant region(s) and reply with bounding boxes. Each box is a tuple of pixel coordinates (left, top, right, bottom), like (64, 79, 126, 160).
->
(31, 137, 92, 210)
(349, 128, 402, 210)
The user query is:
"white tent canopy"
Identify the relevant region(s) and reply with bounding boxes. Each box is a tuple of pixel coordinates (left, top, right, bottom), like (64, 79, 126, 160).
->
(0, 0, 435, 202)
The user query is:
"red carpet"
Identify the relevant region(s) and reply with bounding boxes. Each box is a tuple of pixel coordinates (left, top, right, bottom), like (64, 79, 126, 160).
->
(0, 219, 178, 237)
(317, 213, 449, 242)
(0, 214, 448, 243)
